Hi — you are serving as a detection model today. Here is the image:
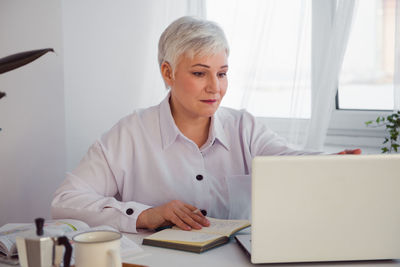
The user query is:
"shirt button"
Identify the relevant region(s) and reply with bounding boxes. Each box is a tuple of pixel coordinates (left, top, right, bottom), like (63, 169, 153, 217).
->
(201, 209, 207, 216)
(196, 174, 203, 181)
(126, 208, 134, 215)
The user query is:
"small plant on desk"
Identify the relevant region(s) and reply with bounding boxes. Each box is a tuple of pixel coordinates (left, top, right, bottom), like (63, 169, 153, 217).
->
(365, 111, 400, 153)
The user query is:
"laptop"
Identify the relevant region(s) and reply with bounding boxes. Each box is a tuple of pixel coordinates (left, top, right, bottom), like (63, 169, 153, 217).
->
(236, 154, 400, 264)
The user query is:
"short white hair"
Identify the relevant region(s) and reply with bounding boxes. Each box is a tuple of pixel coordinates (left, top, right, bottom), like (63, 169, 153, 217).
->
(158, 16, 229, 84)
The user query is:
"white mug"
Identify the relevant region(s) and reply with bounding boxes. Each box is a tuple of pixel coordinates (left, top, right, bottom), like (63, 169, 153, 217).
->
(72, 230, 122, 267)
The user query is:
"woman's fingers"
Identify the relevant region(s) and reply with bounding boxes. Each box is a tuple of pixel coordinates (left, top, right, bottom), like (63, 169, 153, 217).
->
(164, 201, 210, 230)
(173, 208, 202, 230)
(183, 204, 210, 226)
(138, 200, 211, 230)
(337, 148, 362, 155)
(167, 202, 204, 230)
(167, 211, 193, 230)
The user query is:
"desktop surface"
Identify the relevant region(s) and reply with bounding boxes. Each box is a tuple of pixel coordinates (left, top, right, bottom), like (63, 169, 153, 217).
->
(1, 228, 400, 267)
(123, 230, 400, 267)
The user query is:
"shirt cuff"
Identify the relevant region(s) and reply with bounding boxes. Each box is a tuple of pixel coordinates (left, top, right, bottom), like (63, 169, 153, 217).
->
(107, 201, 152, 233)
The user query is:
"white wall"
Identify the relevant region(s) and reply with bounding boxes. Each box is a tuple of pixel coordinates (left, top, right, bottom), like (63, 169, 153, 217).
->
(62, 0, 187, 170)
(0, 1, 65, 225)
(0, 0, 193, 226)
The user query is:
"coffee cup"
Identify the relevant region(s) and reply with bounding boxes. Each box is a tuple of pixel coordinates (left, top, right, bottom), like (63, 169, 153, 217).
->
(72, 230, 122, 267)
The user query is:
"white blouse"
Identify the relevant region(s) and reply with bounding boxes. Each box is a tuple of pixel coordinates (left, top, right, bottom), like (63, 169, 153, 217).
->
(51, 93, 318, 233)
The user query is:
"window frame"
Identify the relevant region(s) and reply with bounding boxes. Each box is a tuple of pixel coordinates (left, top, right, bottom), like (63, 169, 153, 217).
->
(206, 0, 392, 152)
(261, 0, 391, 152)
(328, 0, 394, 151)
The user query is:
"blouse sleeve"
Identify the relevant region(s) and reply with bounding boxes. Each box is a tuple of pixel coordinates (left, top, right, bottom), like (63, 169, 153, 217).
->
(51, 139, 151, 234)
(241, 111, 321, 156)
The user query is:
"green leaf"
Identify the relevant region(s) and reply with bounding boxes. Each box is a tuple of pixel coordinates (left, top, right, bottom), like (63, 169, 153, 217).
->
(382, 147, 389, 153)
(0, 48, 54, 74)
(390, 130, 398, 140)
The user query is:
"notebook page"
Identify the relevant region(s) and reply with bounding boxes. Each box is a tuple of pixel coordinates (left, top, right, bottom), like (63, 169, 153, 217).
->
(190, 218, 250, 236)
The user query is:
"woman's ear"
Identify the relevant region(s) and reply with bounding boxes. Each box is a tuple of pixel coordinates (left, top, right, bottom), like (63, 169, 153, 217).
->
(161, 62, 174, 87)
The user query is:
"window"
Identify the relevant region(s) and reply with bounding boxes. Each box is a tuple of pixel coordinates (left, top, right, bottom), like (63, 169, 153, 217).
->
(206, 0, 312, 118)
(207, 0, 394, 151)
(338, 0, 396, 110)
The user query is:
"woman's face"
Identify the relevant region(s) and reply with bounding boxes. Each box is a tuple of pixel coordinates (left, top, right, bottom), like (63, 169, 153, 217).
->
(166, 51, 228, 121)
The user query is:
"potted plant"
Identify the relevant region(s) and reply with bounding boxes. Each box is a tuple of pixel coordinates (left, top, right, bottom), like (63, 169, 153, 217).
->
(0, 48, 54, 131)
(365, 111, 400, 153)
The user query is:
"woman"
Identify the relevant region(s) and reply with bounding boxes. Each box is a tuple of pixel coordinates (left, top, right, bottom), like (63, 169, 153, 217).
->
(51, 16, 360, 233)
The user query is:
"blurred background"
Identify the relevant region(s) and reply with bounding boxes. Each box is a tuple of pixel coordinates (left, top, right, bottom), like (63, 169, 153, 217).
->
(0, 0, 398, 225)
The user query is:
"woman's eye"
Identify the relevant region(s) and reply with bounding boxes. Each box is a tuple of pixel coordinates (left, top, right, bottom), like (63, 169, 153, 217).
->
(218, 72, 227, 78)
(192, 72, 205, 77)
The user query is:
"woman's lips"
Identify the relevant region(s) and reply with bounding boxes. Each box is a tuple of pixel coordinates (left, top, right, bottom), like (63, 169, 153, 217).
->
(201, 99, 217, 104)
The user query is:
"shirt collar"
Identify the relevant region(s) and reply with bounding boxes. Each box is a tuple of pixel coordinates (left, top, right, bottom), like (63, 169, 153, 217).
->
(159, 92, 180, 150)
(159, 92, 230, 151)
(209, 111, 230, 151)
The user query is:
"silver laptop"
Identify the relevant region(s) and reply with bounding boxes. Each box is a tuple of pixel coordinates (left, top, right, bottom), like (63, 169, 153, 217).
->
(236, 154, 400, 264)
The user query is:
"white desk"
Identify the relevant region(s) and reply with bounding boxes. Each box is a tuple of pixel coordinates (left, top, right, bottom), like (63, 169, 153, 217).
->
(2, 230, 400, 267)
(123, 230, 400, 267)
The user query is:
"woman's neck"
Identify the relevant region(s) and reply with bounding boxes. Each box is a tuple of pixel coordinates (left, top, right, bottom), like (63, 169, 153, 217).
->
(170, 102, 211, 148)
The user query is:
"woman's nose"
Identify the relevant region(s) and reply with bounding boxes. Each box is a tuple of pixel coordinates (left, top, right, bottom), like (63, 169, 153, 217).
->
(206, 76, 219, 93)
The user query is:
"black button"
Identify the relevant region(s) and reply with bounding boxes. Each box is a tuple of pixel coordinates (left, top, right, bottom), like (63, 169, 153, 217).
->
(196, 174, 203, 181)
(126, 208, 134, 215)
(201, 209, 207, 216)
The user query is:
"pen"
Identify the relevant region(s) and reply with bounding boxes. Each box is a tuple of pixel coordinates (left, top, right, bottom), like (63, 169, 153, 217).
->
(122, 263, 148, 267)
(72, 264, 148, 267)
(192, 209, 201, 215)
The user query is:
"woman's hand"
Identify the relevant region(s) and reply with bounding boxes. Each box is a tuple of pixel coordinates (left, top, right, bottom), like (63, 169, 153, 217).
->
(136, 200, 210, 231)
(337, 148, 362, 155)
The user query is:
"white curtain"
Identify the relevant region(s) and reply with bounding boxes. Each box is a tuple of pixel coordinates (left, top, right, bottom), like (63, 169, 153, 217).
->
(304, 0, 357, 150)
(187, 0, 206, 17)
(207, 0, 357, 151)
(207, 0, 312, 149)
(395, 0, 400, 110)
(136, 0, 205, 108)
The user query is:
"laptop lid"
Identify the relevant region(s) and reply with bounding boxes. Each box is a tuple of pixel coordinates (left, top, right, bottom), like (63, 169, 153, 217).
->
(251, 154, 400, 264)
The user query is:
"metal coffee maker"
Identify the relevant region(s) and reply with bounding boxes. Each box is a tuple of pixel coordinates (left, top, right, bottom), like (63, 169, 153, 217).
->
(16, 218, 72, 267)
